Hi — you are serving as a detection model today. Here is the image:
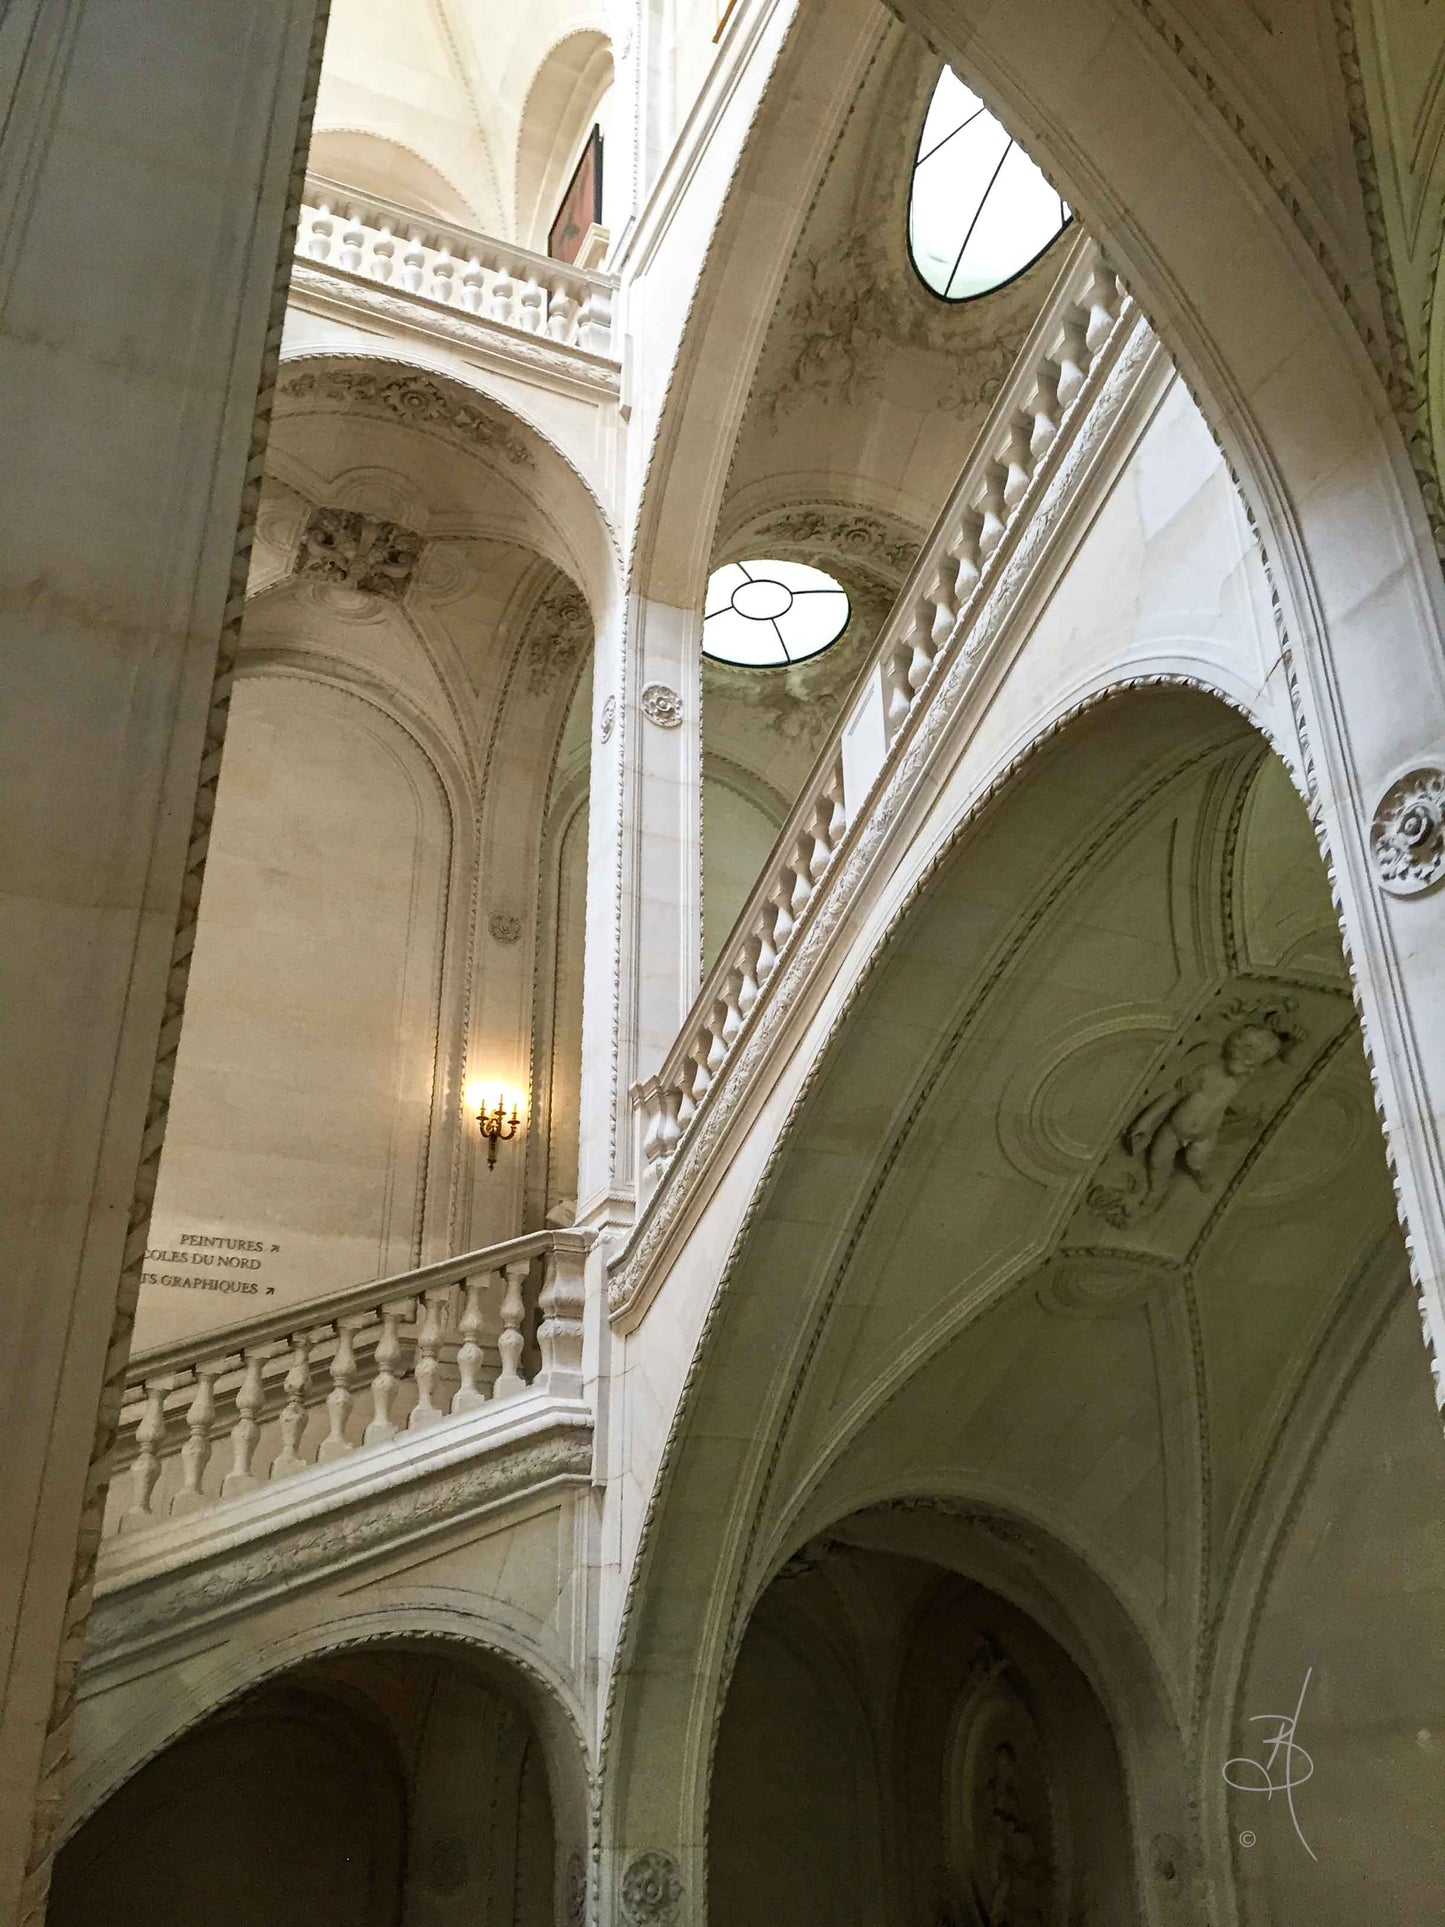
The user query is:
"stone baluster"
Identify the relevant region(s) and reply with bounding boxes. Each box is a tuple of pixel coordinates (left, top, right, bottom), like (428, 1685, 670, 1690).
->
(489, 266, 517, 327)
(536, 1245, 586, 1398)
(736, 933, 763, 1022)
(905, 600, 936, 698)
(1055, 311, 1090, 409)
(457, 253, 485, 311)
(122, 1377, 174, 1528)
(270, 1331, 317, 1478)
(430, 250, 457, 306)
(705, 1001, 730, 1076)
(451, 1273, 490, 1413)
(408, 1285, 452, 1428)
(657, 1083, 683, 1158)
(1001, 415, 1034, 509)
(977, 463, 1009, 561)
(1029, 359, 1061, 461)
(400, 236, 428, 295)
(547, 286, 580, 343)
(170, 1361, 225, 1515)
(318, 1318, 362, 1461)
(337, 218, 366, 274)
(302, 200, 336, 261)
(1084, 261, 1120, 352)
(220, 1345, 271, 1499)
(367, 221, 397, 284)
(883, 637, 915, 738)
(494, 1260, 531, 1398)
(640, 1076, 668, 1164)
(364, 1300, 412, 1444)
(719, 966, 745, 1048)
(768, 875, 796, 957)
(518, 278, 546, 333)
(950, 510, 984, 608)
(755, 896, 782, 986)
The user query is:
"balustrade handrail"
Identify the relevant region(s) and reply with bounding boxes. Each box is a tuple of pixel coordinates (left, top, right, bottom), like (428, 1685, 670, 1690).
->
(297, 174, 617, 358)
(126, 1228, 592, 1382)
(636, 233, 1138, 1176)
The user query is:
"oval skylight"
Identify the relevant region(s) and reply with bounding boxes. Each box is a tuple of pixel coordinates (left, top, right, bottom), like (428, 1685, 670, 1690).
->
(909, 67, 1069, 302)
(703, 559, 850, 667)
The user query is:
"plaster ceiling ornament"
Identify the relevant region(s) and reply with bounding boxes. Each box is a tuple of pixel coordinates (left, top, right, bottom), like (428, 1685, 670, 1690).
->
(599, 694, 617, 741)
(1087, 998, 1302, 1228)
(747, 506, 920, 584)
(760, 227, 1039, 422)
(296, 505, 424, 599)
(488, 911, 522, 945)
(522, 580, 592, 695)
(620, 1851, 682, 1925)
(1369, 766, 1445, 895)
(277, 367, 534, 467)
(565, 1852, 586, 1925)
(641, 682, 684, 728)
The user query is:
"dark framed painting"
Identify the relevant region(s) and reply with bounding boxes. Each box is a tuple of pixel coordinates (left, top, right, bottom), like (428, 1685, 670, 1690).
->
(548, 125, 604, 265)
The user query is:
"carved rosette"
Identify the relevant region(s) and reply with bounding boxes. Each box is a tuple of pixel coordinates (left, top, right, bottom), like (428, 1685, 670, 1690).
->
(297, 506, 424, 599)
(620, 1851, 682, 1925)
(488, 911, 522, 945)
(641, 683, 683, 729)
(1370, 767, 1445, 896)
(600, 694, 617, 742)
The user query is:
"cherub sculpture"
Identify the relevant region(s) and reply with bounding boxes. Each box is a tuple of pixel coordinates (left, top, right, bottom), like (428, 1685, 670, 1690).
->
(1091, 1013, 1295, 1225)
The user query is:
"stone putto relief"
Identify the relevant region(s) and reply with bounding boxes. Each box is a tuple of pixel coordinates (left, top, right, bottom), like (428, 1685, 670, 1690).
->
(1089, 1004, 1298, 1226)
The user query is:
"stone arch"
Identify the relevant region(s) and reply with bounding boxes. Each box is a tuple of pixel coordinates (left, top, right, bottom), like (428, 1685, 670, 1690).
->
(631, 0, 1445, 1386)
(273, 350, 622, 622)
(599, 677, 1430, 1919)
(306, 127, 481, 224)
(61, 1593, 592, 1869)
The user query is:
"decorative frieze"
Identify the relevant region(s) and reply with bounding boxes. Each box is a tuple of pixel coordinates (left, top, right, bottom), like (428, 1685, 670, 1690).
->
(278, 366, 534, 467)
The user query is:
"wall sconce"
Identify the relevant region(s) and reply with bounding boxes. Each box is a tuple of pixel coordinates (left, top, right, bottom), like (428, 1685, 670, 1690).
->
(464, 1080, 527, 1169)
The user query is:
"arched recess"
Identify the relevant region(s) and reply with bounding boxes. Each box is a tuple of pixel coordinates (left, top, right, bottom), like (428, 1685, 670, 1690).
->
(306, 128, 480, 224)
(599, 683, 1442, 1922)
(135, 666, 461, 1350)
(514, 31, 614, 253)
(60, 1603, 593, 1910)
(55, 1624, 589, 1927)
(627, 0, 1445, 1380)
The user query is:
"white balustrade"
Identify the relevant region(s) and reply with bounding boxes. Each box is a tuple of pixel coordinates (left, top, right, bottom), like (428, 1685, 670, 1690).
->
(296, 175, 616, 358)
(634, 236, 1132, 1181)
(108, 1230, 592, 1536)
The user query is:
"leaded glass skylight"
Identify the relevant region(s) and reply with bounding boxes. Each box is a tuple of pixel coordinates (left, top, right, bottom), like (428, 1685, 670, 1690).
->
(909, 67, 1069, 302)
(703, 559, 850, 667)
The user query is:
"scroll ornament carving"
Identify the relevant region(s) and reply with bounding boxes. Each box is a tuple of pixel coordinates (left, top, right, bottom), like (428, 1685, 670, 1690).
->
(565, 1851, 587, 1925)
(297, 506, 424, 599)
(1088, 1002, 1299, 1226)
(621, 1852, 682, 1925)
(524, 581, 592, 694)
(278, 367, 533, 466)
(641, 683, 684, 729)
(1370, 766, 1445, 895)
(488, 911, 522, 944)
(748, 507, 919, 583)
(600, 695, 617, 742)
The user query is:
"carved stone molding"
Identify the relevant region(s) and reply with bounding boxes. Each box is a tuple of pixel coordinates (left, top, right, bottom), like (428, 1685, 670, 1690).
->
(488, 911, 522, 944)
(297, 506, 424, 599)
(599, 694, 617, 742)
(1370, 766, 1445, 895)
(620, 1851, 682, 1925)
(87, 1421, 592, 1666)
(277, 365, 534, 467)
(1034, 1246, 1183, 1318)
(641, 682, 684, 728)
(742, 504, 920, 584)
